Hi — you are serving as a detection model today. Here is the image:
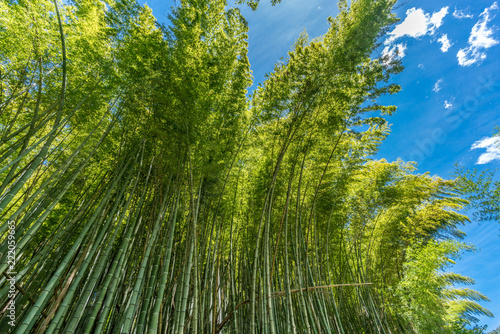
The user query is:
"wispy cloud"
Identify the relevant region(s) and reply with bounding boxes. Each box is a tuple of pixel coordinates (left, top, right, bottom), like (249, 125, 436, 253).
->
(453, 7, 474, 19)
(457, 2, 499, 66)
(418, 63, 425, 69)
(471, 136, 500, 164)
(444, 100, 453, 109)
(385, 7, 449, 45)
(382, 43, 407, 63)
(433, 78, 444, 92)
(438, 34, 453, 52)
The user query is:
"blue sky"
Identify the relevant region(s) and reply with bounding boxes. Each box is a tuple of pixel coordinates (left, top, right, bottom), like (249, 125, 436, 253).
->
(143, 0, 500, 329)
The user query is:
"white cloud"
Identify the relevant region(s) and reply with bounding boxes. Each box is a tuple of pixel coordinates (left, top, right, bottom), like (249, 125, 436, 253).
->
(385, 7, 449, 44)
(457, 2, 499, 66)
(433, 78, 443, 92)
(382, 43, 407, 63)
(430, 7, 449, 29)
(418, 63, 425, 69)
(444, 100, 453, 108)
(471, 136, 500, 164)
(453, 8, 474, 19)
(438, 34, 453, 52)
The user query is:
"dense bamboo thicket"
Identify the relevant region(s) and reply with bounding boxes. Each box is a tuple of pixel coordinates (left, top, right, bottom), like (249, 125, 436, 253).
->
(0, 0, 492, 333)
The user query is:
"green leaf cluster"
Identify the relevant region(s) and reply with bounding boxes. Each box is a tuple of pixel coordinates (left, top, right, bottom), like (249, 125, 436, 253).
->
(0, 0, 493, 333)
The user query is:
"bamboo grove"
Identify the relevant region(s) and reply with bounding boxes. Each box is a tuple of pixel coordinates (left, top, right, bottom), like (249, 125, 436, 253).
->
(0, 0, 493, 333)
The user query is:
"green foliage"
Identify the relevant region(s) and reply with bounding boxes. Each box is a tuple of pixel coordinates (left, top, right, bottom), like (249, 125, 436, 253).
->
(454, 127, 500, 224)
(395, 240, 492, 333)
(455, 168, 500, 224)
(235, 0, 282, 11)
(0, 0, 492, 333)
(451, 321, 488, 334)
